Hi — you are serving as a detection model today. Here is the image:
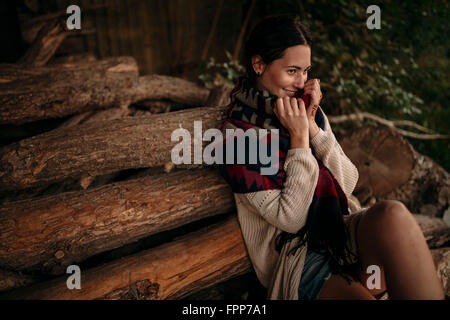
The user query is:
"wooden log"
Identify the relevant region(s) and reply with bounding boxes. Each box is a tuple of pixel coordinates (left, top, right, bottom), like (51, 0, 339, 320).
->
(0, 57, 139, 125)
(205, 84, 231, 107)
(0, 215, 251, 300)
(0, 167, 234, 275)
(0, 269, 39, 293)
(122, 74, 210, 107)
(49, 53, 98, 65)
(0, 60, 209, 125)
(430, 247, 450, 298)
(339, 125, 450, 218)
(18, 19, 68, 67)
(0, 105, 225, 191)
(413, 214, 450, 249)
(339, 125, 415, 200)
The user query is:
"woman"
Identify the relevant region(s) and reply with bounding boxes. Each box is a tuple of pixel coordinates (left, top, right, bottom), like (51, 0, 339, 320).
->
(219, 14, 444, 300)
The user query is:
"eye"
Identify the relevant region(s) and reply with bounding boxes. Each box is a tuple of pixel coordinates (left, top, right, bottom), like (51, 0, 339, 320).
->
(287, 69, 296, 75)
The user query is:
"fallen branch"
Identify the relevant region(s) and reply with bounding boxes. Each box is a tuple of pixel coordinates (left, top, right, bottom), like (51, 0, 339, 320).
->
(328, 112, 450, 139)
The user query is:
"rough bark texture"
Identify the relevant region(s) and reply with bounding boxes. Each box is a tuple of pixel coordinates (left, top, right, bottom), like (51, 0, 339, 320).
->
(430, 247, 450, 297)
(0, 167, 234, 275)
(0, 57, 139, 125)
(17, 19, 68, 67)
(0, 105, 225, 191)
(380, 152, 450, 219)
(122, 74, 210, 107)
(0, 215, 251, 300)
(205, 84, 232, 107)
(412, 214, 450, 249)
(0, 269, 39, 293)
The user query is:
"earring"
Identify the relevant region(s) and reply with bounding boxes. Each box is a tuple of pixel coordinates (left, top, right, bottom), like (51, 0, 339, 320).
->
(257, 72, 261, 77)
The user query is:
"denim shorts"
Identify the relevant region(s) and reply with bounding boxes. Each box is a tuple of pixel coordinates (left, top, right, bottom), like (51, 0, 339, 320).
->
(297, 248, 332, 300)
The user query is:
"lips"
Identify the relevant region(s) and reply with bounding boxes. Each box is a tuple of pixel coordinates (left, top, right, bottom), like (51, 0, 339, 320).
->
(283, 89, 310, 106)
(284, 89, 296, 97)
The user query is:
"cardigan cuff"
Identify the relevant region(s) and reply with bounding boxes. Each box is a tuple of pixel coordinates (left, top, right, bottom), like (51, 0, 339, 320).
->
(310, 128, 333, 157)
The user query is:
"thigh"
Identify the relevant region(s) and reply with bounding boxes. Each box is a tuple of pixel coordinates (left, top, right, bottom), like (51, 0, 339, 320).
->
(355, 203, 390, 297)
(317, 273, 375, 300)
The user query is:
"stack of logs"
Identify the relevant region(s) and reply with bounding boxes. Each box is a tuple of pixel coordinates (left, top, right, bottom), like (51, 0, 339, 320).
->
(0, 55, 449, 299)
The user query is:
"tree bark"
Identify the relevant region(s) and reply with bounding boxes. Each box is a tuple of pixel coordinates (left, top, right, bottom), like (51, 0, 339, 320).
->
(0, 59, 210, 125)
(0, 105, 225, 191)
(0, 57, 139, 125)
(121, 74, 209, 107)
(0, 215, 251, 300)
(413, 214, 450, 249)
(430, 247, 450, 298)
(0, 167, 234, 275)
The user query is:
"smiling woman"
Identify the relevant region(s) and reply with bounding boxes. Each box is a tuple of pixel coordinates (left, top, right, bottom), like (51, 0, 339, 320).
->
(218, 13, 445, 300)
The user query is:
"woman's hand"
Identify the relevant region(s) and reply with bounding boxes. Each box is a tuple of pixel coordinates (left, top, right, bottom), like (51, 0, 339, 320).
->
(303, 78, 322, 138)
(273, 97, 310, 148)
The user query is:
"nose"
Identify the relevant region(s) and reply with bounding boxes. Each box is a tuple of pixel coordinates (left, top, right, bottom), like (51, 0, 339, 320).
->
(293, 74, 307, 89)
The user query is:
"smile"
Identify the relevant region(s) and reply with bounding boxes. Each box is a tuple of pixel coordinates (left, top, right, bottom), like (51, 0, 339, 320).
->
(284, 89, 296, 96)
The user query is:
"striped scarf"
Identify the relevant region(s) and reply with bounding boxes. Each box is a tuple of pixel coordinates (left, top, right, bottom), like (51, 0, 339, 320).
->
(219, 76, 360, 283)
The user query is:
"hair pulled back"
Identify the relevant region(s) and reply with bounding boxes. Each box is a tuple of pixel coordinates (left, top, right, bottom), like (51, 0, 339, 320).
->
(243, 14, 313, 82)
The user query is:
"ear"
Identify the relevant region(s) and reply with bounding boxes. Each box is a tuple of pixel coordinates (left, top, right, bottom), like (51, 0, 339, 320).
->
(251, 55, 266, 74)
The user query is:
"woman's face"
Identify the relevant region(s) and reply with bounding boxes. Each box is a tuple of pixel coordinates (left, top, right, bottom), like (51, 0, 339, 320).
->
(252, 44, 311, 98)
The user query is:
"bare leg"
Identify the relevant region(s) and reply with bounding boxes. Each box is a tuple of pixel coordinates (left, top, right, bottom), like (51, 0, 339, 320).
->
(317, 273, 375, 300)
(356, 200, 444, 299)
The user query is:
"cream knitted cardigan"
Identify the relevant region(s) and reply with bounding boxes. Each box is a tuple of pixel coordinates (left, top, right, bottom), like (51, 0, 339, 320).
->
(228, 109, 364, 300)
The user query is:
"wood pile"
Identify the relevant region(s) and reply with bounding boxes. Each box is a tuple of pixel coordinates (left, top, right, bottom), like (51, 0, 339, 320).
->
(0, 21, 448, 299)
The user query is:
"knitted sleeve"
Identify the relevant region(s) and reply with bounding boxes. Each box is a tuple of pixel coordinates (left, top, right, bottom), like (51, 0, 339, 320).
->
(310, 110, 359, 197)
(243, 148, 319, 234)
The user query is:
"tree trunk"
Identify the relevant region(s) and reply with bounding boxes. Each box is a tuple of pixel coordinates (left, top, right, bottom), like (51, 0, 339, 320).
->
(0, 105, 225, 191)
(123, 74, 210, 107)
(0, 57, 139, 125)
(0, 215, 251, 300)
(0, 167, 234, 275)
(339, 125, 415, 199)
(339, 125, 450, 218)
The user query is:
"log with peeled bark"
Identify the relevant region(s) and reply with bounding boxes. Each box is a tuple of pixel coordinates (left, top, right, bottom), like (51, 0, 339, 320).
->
(0, 167, 234, 275)
(0, 105, 225, 191)
(17, 19, 68, 67)
(0, 57, 210, 125)
(0, 215, 251, 300)
(339, 125, 415, 200)
(0, 57, 139, 125)
(339, 125, 450, 218)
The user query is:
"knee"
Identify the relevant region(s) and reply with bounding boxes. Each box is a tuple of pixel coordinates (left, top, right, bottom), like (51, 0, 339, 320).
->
(366, 200, 414, 230)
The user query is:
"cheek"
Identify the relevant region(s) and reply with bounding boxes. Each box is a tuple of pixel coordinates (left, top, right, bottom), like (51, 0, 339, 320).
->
(270, 72, 292, 89)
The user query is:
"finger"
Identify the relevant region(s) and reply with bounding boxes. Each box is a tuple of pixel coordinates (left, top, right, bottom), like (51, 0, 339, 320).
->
(276, 97, 285, 117)
(297, 98, 306, 116)
(283, 96, 293, 115)
(290, 97, 299, 116)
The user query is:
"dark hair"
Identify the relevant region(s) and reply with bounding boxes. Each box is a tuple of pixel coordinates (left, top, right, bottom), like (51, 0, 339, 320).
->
(244, 14, 362, 285)
(243, 14, 313, 83)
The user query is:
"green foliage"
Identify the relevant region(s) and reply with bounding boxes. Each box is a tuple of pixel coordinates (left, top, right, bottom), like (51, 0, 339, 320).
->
(198, 51, 245, 89)
(197, 0, 449, 170)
